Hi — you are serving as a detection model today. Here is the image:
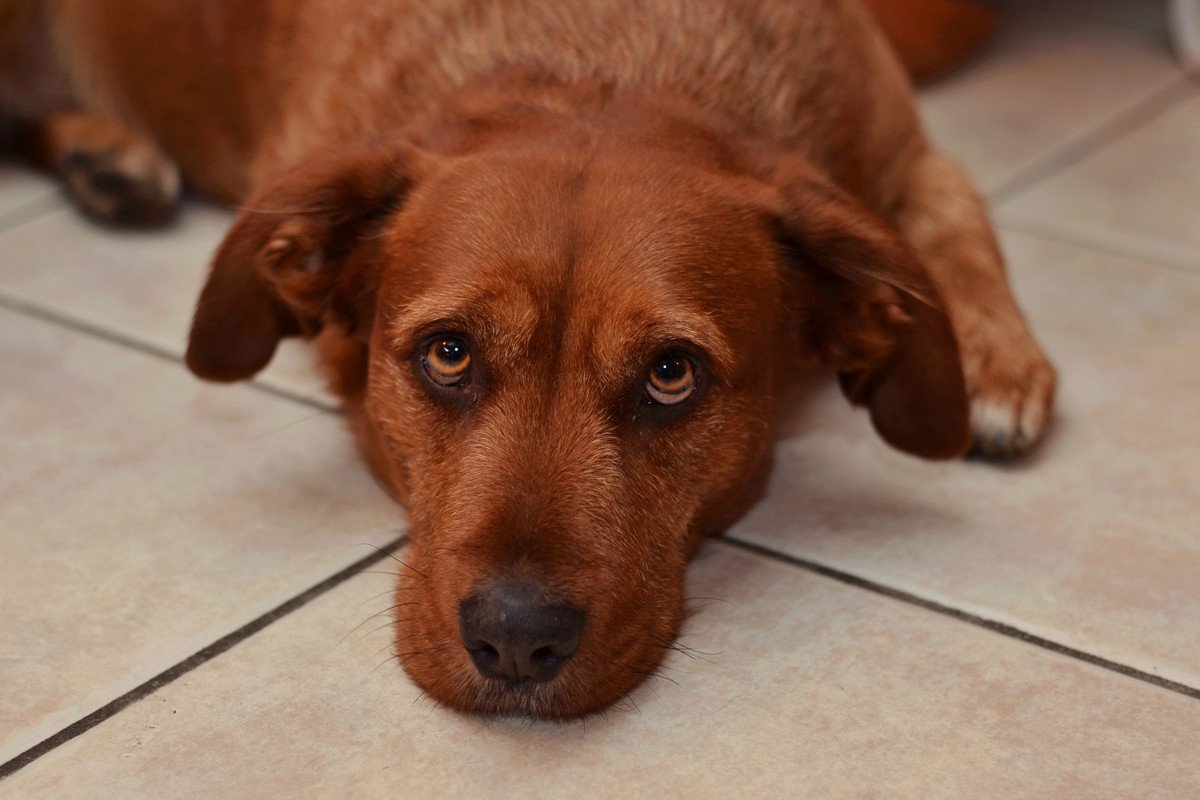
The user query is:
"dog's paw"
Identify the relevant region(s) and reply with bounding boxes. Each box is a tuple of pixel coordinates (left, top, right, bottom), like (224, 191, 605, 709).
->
(59, 142, 180, 226)
(964, 333, 1057, 459)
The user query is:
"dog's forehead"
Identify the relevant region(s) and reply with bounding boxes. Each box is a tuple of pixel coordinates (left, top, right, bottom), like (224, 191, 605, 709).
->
(388, 151, 776, 371)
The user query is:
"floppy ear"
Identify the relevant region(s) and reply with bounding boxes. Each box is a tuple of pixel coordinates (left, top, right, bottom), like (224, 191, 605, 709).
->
(773, 160, 970, 459)
(186, 141, 426, 382)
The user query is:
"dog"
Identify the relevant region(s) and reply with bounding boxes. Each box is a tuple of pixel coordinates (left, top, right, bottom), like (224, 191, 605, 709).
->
(1, 0, 1055, 718)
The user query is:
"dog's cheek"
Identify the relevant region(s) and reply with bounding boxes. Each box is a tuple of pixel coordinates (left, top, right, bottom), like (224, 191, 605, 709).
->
(360, 358, 486, 703)
(361, 350, 466, 511)
(636, 391, 772, 539)
(693, 391, 777, 535)
(389, 527, 489, 709)
(567, 551, 688, 716)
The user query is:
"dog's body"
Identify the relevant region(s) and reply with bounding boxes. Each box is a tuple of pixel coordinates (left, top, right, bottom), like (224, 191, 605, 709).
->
(2, 0, 1055, 717)
(4, 1, 945, 199)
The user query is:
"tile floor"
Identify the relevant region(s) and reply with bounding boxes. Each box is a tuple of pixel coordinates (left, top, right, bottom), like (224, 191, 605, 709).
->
(2, 3, 1199, 797)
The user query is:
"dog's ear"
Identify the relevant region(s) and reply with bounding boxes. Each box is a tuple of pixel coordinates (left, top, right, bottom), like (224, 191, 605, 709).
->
(772, 159, 970, 459)
(186, 141, 428, 382)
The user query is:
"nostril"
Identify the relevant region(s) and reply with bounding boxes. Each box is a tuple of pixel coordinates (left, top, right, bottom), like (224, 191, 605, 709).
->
(531, 645, 560, 667)
(458, 579, 585, 684)
(468, 640, 499, 661)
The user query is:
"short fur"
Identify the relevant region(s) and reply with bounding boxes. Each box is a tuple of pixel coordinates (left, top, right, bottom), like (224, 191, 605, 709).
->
(1, 0, 1055, 717)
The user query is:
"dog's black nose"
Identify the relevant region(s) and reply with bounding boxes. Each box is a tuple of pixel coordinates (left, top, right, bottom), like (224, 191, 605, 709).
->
(458, 580, 584, 684)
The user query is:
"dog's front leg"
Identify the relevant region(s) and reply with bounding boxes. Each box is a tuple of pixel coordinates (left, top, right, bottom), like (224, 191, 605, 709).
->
(21, 110, 180, 226)
(893, 150, 1057, 457)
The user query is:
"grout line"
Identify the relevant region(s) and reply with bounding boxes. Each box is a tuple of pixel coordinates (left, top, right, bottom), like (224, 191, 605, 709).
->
(998, 217, 1200, 279)
(0, 290, 337, 414)
(990, 77, 1197, 205)
(0, 534, 409, 781)
(718, 535, 1200, 701)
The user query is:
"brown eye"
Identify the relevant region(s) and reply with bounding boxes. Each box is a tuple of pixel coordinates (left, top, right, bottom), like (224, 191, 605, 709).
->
(646, 352, 697, 405)
(423, 336, 472, 386)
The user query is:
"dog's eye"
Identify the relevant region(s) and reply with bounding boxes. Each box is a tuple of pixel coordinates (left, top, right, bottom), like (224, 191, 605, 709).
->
(646, 352, 697, 405)
(423, 336, 472, 386)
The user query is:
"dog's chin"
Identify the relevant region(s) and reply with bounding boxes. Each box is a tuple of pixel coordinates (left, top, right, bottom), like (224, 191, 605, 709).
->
(394, 622, 677, 720)
(428, 673, 631, 720)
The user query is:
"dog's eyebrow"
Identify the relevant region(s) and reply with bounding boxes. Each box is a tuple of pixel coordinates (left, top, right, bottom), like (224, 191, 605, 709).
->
(617, 313, 735, 380)
(385, 285, 538, 355)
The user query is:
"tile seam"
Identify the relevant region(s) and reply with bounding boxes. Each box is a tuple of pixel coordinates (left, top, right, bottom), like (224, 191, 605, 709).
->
(990, 77, 1196, 205)
(0, 534, 409, 780)
(997, 216, 1200, 278)
(718, 535, 1200, 701)
(4, 531, 1191, 782)
(0, 290, 336, 413)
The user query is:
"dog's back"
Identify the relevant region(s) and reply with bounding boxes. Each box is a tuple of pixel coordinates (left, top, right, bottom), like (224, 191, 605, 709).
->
(3, 0, 918, 205)
(267, 1, 917, 198)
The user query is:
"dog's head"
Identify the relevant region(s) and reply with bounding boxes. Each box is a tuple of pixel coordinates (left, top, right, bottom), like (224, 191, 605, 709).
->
(187, 106, 968, 717)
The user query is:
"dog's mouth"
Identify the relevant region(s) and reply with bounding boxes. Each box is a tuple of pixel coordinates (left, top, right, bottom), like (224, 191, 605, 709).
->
(409, 637, 671, 719)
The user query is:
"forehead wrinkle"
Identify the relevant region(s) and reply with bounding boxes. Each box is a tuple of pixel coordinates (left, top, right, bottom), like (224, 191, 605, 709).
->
(388, 160, 590, 362)
(564, 221, 737, 384)
(387, 278, 539, 365)
(562, 252, 735, 390)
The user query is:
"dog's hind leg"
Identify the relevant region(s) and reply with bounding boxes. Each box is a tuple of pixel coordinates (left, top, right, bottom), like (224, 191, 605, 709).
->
(21, 110, 181, 226)
(892, 149, 1057, 458)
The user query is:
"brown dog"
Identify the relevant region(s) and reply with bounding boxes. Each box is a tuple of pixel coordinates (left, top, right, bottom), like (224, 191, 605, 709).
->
(2, 0, 1055, 717)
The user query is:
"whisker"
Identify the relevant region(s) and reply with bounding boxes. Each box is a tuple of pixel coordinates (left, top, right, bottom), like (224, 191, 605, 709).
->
(667, 640, 722, 658)
(367, 629, 426, 663)
(358, 619, 401, 643)
(658, 643, 720, 665)
(359, 543, 427, 578)
(369, 641, 397, 662)
(681, 595, 735, 606)
(629, 668, 679, 687)
(372, 653, 399, 672)
(337, 602, 420, 649)
(355, 586, 417, 608)
(250, 408, 337, 441)
(231, 200, 346, 216)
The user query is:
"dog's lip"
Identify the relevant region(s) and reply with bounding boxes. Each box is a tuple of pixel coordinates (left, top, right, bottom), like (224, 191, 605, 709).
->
(484, 674, 557, 692)
(457, 672, 583, 718)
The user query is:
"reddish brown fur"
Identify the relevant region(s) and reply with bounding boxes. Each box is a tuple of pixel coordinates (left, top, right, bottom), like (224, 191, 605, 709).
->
(861, 0, 997, 84)
(2, 0, 1055, 717)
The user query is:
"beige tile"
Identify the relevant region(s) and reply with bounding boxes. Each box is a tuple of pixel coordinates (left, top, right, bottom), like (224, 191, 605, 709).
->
(1000, 92, 1200, 272)
(731, 230, 1200, 689)
(919, 7, 1181, 193)
(0, 163, 60, 227)
(5, 544, 1198, 798)
(0, 203, 333, 405)
(0, 308, 400, 762)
